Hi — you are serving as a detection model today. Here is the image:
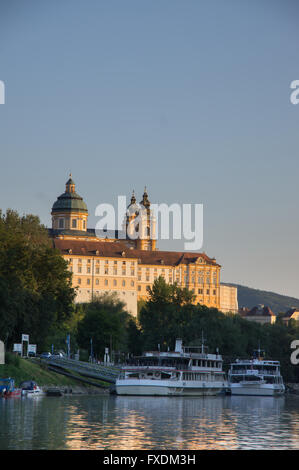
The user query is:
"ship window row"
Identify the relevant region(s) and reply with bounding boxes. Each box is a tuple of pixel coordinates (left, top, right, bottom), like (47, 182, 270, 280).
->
(192, 360, 222, 368)
(182, 372, 221, 381)
(231, 365, 279, 372)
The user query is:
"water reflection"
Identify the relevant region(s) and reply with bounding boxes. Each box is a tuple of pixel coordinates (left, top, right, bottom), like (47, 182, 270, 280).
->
(0, 394, 299, 450)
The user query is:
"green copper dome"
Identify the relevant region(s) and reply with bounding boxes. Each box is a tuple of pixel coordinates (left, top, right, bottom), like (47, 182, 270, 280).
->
(51, 177, 88, 214)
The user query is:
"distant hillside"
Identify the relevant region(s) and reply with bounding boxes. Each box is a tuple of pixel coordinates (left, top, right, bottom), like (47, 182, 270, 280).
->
(222, 283, 299, 314)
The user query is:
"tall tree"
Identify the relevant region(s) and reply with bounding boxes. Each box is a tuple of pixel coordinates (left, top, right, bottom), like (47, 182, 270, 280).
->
(0, 209, 75, 349)
(77, 292, 133, 358)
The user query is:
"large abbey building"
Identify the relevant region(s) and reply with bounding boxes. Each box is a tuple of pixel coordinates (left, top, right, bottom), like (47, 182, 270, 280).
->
(50, 175, 233, 317)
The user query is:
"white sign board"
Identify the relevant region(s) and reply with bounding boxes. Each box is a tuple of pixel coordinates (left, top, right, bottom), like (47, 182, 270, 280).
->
(28, 344, 37, 354)
(13, 343, 22, 353)
(22, 334, 29, 342)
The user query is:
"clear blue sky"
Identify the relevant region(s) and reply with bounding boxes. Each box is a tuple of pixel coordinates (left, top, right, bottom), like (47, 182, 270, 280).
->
(0, 0, 298, 298)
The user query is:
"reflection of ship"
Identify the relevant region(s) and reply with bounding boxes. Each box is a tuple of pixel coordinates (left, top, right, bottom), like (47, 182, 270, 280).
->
(228, 349, 285, 396)
(115, 338, 227, 396)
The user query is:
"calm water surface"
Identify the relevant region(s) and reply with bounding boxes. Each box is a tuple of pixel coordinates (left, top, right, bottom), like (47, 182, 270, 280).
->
(1, 394, 299, 450)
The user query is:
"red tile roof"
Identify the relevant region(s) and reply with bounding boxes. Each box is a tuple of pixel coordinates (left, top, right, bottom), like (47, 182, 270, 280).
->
(52, 238, 220, 267)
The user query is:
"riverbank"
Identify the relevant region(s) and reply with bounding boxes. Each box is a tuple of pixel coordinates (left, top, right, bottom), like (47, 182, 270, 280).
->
(0, 355, 110, 393)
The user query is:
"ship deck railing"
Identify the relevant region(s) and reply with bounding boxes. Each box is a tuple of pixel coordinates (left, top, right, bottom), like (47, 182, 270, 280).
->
(229, 369, 281, 376)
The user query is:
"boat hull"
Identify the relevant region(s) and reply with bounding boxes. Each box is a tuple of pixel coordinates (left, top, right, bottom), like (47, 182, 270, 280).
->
(230, 384, 285, 396)
(115, 379, 226, 396)
(23, 389, 44, 397)
(4, 389, 22, 398)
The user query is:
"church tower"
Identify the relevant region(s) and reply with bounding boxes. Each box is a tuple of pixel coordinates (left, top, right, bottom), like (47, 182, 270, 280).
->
(124, 188, 156, 250)
(51, 174, 88, 232)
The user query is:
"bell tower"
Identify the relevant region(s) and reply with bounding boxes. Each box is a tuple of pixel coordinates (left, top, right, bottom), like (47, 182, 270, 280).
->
(124, 188, 156, 250)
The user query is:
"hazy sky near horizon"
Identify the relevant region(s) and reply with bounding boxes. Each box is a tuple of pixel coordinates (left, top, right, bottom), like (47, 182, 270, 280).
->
(0, 0, 299, 298)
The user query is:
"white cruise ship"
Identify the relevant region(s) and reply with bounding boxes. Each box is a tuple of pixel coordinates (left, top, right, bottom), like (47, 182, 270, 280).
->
(115, 339, 228, 396)
(228, 349, 285, 396)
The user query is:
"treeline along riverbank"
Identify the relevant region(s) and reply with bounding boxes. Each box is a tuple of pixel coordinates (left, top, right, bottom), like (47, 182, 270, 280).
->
(1, 211, 299, 385)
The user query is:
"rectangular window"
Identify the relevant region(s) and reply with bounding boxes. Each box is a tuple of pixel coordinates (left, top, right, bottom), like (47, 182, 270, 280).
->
(59, 218, 64, 229)
(72, 219, 77, 228)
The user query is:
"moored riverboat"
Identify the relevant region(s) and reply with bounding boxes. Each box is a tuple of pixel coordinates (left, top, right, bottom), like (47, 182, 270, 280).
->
(228, 349, 285, 396)
(115, 339, 228, 396)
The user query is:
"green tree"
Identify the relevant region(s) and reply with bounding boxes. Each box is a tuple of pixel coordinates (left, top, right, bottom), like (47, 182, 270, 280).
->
(76, 292, 133, 359)
(148, 276, 195, 305)
(0, 209, 75, 350)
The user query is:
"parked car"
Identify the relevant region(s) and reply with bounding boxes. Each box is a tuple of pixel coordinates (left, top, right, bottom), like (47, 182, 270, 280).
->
(40, 352, 51, 359)
(51, 352, 64, 359)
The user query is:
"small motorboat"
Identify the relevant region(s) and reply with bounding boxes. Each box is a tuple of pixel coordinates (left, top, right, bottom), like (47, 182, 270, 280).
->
(20, 380, 44, 397)
(0, 378, 22, 398)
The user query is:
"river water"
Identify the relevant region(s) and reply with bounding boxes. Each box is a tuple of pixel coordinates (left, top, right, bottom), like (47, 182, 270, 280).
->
(1, 393, 299, 450)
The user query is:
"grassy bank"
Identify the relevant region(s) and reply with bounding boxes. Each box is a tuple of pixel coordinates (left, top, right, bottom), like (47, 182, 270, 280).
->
(0, 354, 108, 389)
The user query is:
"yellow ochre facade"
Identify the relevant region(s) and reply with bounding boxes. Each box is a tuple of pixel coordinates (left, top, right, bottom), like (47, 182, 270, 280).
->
(50, 176, 222, 316)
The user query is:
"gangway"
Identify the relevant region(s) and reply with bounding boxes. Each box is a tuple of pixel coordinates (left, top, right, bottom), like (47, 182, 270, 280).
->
(40, 357, 120, 384)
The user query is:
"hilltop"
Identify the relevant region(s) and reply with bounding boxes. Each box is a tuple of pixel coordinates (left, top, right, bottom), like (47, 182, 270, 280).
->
(223, 283, 299, 314)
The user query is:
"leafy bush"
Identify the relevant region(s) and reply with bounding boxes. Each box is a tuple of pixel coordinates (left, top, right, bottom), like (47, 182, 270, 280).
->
(5, 352, 21, 367)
